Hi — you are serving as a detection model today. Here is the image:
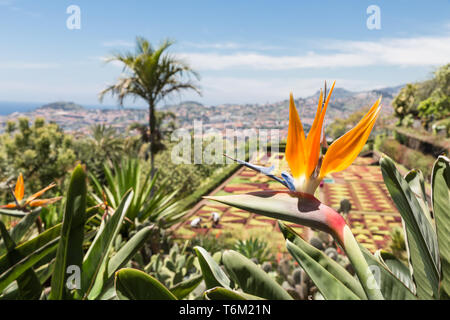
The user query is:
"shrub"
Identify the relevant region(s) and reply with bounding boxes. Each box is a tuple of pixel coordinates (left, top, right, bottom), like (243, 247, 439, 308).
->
(377, 138, 435, 178)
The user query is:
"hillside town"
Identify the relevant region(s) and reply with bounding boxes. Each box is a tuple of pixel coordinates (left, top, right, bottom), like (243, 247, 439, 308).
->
(0, 86, 397, 138)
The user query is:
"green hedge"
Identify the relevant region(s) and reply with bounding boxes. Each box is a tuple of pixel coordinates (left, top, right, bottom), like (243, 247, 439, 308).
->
(177, 163, 241, 212)
(377, 137, 436, 178)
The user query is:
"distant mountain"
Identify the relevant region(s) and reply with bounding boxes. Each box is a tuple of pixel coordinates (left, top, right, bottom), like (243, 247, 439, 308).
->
(160, 100, 204, 110)
(371, 84, 405, 98)
(271, 84, 404, 120)
(312, 87, 355, 99)
(38, 101, 85, 111)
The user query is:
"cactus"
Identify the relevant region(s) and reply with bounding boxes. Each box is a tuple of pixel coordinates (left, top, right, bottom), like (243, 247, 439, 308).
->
(144, 242, 198, 288)
(261, 261, 272, 273)
(324, 247, 339, 261)
(309, 237, 325, 251)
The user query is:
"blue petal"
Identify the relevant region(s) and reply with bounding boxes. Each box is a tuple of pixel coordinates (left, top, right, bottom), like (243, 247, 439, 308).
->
(281, 172, 296, 191)
(231, 157, 289, 189)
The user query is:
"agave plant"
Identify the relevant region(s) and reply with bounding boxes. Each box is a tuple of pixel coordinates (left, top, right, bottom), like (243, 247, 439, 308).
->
(0, 165, 154, 300)
(233, 237, 272, 264)
(90, 158, 184, 228)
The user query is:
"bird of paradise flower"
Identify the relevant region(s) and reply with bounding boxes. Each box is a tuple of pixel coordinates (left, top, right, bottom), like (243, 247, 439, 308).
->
(206, 81, 384, 300)
(1, 173, 62, 210)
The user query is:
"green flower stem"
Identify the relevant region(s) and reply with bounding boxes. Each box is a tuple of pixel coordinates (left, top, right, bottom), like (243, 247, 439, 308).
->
(340, 225, 384, 300)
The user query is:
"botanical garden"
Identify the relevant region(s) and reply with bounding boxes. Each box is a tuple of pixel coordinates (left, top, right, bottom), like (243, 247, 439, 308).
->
(0, 35, 449, 302)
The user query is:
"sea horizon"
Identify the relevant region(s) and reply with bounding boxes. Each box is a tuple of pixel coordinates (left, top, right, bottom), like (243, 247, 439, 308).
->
(0, 101, 149, 116)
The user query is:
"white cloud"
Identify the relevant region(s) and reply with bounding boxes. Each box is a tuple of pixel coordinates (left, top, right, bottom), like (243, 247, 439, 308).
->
(181, 41, 283, 51)
(178, 35, 450, 71)
(179, 76, 384, 105)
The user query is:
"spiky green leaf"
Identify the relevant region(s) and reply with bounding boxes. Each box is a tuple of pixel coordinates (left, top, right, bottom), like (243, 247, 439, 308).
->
(222, 250, 293, 300)
(381, 156, 439, 299)
(432, 155, 450, 299)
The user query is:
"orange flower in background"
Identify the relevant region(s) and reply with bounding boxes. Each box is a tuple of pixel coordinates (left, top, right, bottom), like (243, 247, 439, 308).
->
(1, 173, 62, 210)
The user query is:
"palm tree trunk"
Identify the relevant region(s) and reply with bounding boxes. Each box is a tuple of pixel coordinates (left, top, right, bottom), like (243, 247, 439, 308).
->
(149, 101, 156, 181)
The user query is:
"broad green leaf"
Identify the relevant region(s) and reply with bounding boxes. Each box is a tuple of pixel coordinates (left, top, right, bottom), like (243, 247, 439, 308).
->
(205, 192, 335, 234)
(381, 156, 440, 299)
(50, 165, 87, 300)
(0, 221, 42, 299)
(81, 189, 133, 300)
(0, 208, 27, 218)
(405, 170, 433, 226)
(106, 225, 154, 279)
(169, 274, 203, 299)
(115, 268, 177, 300)
(222, 250, 293, 300)
(375, 250, 416, 294)
(0, 224, 61, 274)
(286, 240, 360, 300)
(279, 222, 367, 299)
(204, 287, 264, 300)
(432, 155, 450, 299)
(35, 261, 55, 286)
(359, 245, 417, 300)
(97, 283, 116, 300)
(194, 246, 231, 290)
(0, 261, 56, 300)
(0, 238, 58, 293)
(0, 208, 42, 256)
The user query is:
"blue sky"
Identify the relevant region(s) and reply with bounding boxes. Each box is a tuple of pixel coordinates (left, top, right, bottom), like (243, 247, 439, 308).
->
(0, 0, 449, 107)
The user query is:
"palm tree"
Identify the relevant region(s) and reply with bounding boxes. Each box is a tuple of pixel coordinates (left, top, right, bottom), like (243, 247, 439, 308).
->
(99, 37, 201, 179)
(128, 111, 177, 160)
(88, 124, 124, 181)
(90, 124, 124, 162)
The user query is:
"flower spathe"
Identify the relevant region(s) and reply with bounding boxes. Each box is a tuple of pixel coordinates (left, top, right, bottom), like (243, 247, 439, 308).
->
(1, 173, 61, 210)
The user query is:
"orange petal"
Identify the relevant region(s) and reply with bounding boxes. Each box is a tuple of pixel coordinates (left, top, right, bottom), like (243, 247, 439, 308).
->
(308, 89, 324, 138)
(24, 183, 57, 206)
(0, 203, 18, 209)
(15, 173, 24, 201)
(305, 81, 336, 177)
(285, 93, 306, 178)
(319, 98, 381, 178)
(29, 196, 62, 207)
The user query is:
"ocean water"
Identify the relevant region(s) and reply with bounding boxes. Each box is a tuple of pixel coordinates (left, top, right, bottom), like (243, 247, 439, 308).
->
(0, 101, 44, 115)
(0, 101, 148, 116)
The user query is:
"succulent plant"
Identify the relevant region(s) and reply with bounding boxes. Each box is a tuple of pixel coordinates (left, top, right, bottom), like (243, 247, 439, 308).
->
(309, 237, 325, 251)
(144, 242, 198, 288)
(233, 236, 272, 264)
(325, 247, 339, 261)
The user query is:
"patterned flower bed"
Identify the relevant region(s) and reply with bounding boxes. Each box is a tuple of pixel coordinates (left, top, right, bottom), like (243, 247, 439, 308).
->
(173, 152, 402, 252)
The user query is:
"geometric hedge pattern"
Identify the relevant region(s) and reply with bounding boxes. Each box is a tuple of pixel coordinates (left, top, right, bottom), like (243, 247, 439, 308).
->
(173, 152, 403, 252)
